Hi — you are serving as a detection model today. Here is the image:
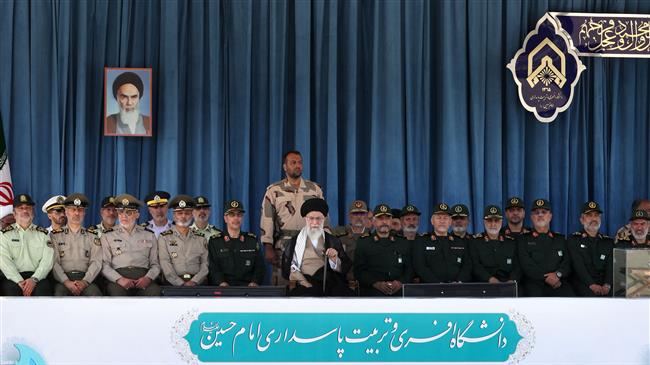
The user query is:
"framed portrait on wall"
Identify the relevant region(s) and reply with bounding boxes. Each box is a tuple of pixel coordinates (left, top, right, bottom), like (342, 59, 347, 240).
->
(104, 68, 153, 137)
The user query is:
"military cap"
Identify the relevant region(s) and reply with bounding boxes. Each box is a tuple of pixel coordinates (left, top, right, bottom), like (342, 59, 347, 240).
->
(505, 197, 525, 209)
(630, 209, 650, 221)
(401, 204, 421, 216)
(432, 202, 451, 215)
(451, 204, 469, 218)
(581, 201, 603, 214)
(169, 195, 195, 211)
(391, 208, 402, 219)
(300, 198, 328, 217)
(63, 193, 90, 208)
(483, 205, 503, 219)
(373, 203, 392, 218)
(144, 191, 170, 207)
(194, 196, 211, 208)
(114, 194, 143, 210)
(112, 71, 144, 99)
(349, 200, 368, 213)
(224, 199, 246, 214)
(42, 195, 66, 213)
(14, 194, 35, 207)
(531, 198, 551, 211)
(100, 196, 116, 208)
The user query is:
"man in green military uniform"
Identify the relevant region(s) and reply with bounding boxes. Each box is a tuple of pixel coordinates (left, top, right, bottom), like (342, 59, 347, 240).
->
(101, 194, 161, 296)
(260, 150, 328, 285)
(354, 204, 412, 296)
(0, 194, 54, 296)
(208, 200, 265, 286)
(158, 195, 209, 286)
(331, 200, 370, 288)
(190, 195, 222, 241)
(567, 201, 613, 297)
(413, 203, 472, 283)
(50, 193, 103, 296)
(617, 209, 650, 249)
(500, 197, 530, 237)
(614, 199, 650, 243)
(470, 205, 520, 284)
(400, 204, 421, 241)
(517, 199, 574, 297)
(93, 196, 117, 238)
(450, 204, 472, 240)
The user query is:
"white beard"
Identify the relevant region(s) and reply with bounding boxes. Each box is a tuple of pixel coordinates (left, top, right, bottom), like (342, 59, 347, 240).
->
(307, 226, 324, 244)
(175, 219, 192, 228)
(119, 107, 140, 134)
(486, 227, 500, 237)
(452, 226, 466, 235)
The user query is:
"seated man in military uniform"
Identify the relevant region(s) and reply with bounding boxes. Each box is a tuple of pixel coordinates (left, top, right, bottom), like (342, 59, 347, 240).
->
(101, 194, 161, 296)
(413, 203, 472, 284)
(208, 200, 265, 287)
(470, 205, 520, 284)
(500, 197, 530, 237)
(282, 198, 352, 296)
(158, 195, 209, 286)
(567, 201, 613, 297)
(354, 204, 412, 296)
(93, 196, 117, 238)
(517, 199, 574, 297)
(450, 204, 472, 241)
(0, 194, 54, 296)
(617, 209, 650, 249)
(331, 200, 370, 289)
(190, 196, 222, 241)
(50, 194, 103, 296)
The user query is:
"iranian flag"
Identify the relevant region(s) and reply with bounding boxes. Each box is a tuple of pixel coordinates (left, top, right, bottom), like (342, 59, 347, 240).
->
(0, 114, 13, 218)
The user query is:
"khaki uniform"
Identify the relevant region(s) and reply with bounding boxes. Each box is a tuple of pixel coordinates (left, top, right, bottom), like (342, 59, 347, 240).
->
(145, 220, 173, 239)
(50, 227, 103, 296)
(158, 227, 209, 285)
(332, 225, 365, 283)
(101, 225, 161, 296)
(260, 178, 326, 284)
(93, 222, 114, 238)
(190, 222, 222, 241)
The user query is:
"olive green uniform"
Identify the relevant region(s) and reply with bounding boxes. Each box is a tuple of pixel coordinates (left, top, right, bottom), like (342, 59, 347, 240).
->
(353, 233, 412, 296)
(470, 233, 520, 282)
(517, 230, 574, 296)
(413, 233, 472, 283)
(567, 231, 613, 296)
(208, 232, 265, 286)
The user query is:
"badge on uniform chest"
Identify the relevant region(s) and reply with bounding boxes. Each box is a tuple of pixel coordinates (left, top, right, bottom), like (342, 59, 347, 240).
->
(558, 250, 563, 256)
(600, 254, 606, 260)
(171, 252, 178, 258)
(85, 250, 90, 258)
(580, 243, 586, 248)
(59, 251, 65, 258)
(507, 258, 512, 264)
(169, 241, 178, 247)
(397, 256, 403, 264)
(115, 248, 122, 255)
(245, 259, 251, 266)
(58, 242, 65, 246)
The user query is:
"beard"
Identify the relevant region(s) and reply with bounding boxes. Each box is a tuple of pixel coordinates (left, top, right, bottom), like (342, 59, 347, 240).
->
(120, 106, 140, 125)
(175, 219, 192, 228)
(403, 225, 418, 234)
(584, 221, 601, 233)
(632, 229, 649, 242)
(452, 225, 466, 235)
(307, 225, 324, 242)
(486, 227, 500, 237)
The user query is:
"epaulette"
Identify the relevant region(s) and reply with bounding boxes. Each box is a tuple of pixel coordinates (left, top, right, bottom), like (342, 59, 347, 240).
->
(194, 231, 205, 237)
(36, 226, 49, 235)
(161, 230, 173, 237)
(103, 228, 114, 234)
(86, 227, 98, 235)
(139, 222, 148, 228)
(143, 227, 154, 234)
(51, 228, 65, 235)
(213, 231, 222, 238)
(504, 235, 515, 240)
(572, 231, 582, 237)
(246, 232, 257, 239)
(331, 226, 348, 237)
(1, 225, 14, 233)
(360, 232, 371, 238)
(473, 233, 484, 239)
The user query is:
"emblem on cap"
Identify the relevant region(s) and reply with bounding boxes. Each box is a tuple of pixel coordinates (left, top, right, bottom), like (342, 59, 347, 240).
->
(122, 198, 130, 206)
(490, 207, 498, 214)
(57, 196, 64, 204)
(154, 195, 161, 202)
(109, 197, 115, 203)
(636, 211, 644, 217)
(380, 205, 388, 213)
(440, 203, 448, 210)
(198, 197, 204, 203)
(511, 198, 519, 204)
(74, 198, 81, 206)
(231, 201, 239, 208)
(355, 201, 363, 208)
(536, 199, 544, 207)
(454, 206, 462, 213)
(20, 195, 27, 202)
(179, 200, 186, 208)
(588, 202, 596, 209)
(407, 206, 414, 212)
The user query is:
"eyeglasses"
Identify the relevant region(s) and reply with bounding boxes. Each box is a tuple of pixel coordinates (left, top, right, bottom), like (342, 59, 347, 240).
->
(305, 216, 325, 222)
(117, 209, 138, 216)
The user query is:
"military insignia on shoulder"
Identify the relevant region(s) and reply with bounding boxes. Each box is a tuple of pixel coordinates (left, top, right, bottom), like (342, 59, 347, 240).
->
(194, 231, 205, 237)
(36, 227, 49, 235)
(46, 241, 53, 247)
(572, 231, 582, 237)
(87, 227, 98, 235)
(449, 235, 454, 241)
(51, 228, 64, 234)
(103, 228, 114, 234)
(139, 222, 148, 228)
(161, 230, 173, 236)
(94, 238, 101, 246)
(504, 235, 515, 240)
(1, 225, 14, 233)
(473, 233, 484, 239)
(360, 232, 370, 238)
(247, 232, 257, 239)
(143, 227, 155, 234)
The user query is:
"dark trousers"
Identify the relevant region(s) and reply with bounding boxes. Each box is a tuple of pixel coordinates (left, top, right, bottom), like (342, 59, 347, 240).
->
(1, 272, 52, 296)
(570, 279, 611, 297)
(105, 267, 160, 296)
(54, 271, 103, 296)
(522, 279, 575, 297)
(359, 286, 402, 297)
(288, 269, 353, 297)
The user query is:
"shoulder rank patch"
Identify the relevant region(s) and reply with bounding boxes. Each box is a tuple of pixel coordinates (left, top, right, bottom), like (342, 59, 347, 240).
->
(103, 228, 114, 234)
(473, 233, 484, 239)
(87, 228, 98, 235)
(36, 226, 49, 235)
(46, 241, 53, 247)
(246, 232, 257, 239)
(572, 231, 582, 237)
(360, 232, 371, 238)
(51, 228, 64, 234)
(139, 222, 148, 228)
(194, 231, 205, 237)
(1, 225, 14, 233)
(94, 237, 101, 246)
(143, 227, 155, 234)
(161, 230, 174, 237)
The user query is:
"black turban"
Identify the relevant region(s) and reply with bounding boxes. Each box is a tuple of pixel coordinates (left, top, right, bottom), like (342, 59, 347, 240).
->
(112, 71, 144, 99)
(300, 198, 329, 217)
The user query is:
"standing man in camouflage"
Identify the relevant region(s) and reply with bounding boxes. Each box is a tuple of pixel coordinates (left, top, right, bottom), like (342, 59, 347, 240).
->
(93, 196, 117, 238)
(517, 199, 574, 297)
(158, 195, 209, 286)
(101, 194, 161, 296)
(567, 201, 613, 297)
(0, 194, 54, 296)
(260, 150, 327, 286)
(208, 200, 265, 286)
(501, 197, 530, 237)
(190, 196, 222, 241)
(51, 194, 103, 296)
